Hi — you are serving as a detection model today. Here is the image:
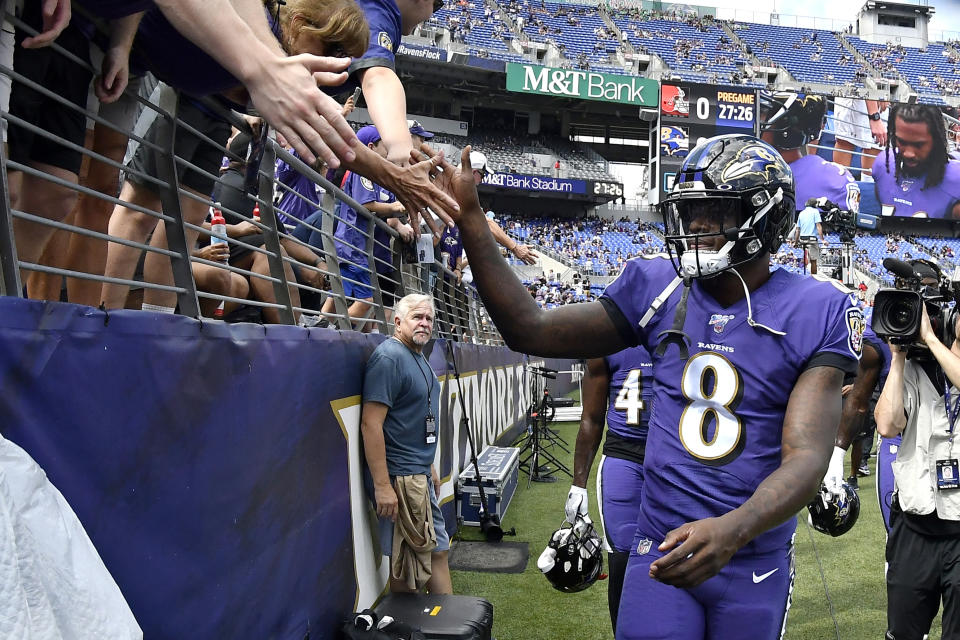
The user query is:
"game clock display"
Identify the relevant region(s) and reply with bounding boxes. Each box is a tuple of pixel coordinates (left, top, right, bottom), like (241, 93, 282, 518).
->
(592, 180, 624, 197)
(657, 83, 759, 201)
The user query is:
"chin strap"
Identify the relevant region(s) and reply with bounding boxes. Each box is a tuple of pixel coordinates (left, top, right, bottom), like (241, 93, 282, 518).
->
(728, 267, 786, 337)
(655, 278, 693, 359)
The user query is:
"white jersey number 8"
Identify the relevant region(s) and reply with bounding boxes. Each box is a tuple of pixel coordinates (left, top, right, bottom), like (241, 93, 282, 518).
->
(678, 352, 744, 466)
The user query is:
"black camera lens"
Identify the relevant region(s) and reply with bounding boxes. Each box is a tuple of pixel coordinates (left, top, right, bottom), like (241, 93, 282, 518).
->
(887, 300, 918, 333)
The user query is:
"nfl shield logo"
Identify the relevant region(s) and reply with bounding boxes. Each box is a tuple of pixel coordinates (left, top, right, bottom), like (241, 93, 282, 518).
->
(637, 538, 653, 555)
(708, 313, 734, 334)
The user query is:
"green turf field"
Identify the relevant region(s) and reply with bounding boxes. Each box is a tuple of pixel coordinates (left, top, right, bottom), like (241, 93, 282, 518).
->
(451, 419, 942, 639)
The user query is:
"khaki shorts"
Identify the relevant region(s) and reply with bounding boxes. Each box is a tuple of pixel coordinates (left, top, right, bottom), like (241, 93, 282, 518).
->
(801, 236, 821, 262)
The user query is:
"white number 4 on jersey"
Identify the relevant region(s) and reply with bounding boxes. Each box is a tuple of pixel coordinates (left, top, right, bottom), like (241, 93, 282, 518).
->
(614, 369, 645, 426)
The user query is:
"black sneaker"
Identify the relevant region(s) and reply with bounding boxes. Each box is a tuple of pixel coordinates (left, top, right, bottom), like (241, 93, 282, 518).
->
(846, 475, 859, 490)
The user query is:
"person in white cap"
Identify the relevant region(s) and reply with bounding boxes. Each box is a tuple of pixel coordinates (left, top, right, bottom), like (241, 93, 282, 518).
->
(463, 151, 536, 265)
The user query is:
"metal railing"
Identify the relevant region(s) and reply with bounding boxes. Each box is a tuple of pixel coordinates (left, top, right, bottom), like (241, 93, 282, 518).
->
(0, 11, 500, 344)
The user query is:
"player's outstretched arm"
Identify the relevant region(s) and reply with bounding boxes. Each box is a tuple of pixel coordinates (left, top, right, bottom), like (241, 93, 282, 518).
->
(567, 358, 610, 522)
(424, 146, 628, 358)
(650, 365, 844, 589)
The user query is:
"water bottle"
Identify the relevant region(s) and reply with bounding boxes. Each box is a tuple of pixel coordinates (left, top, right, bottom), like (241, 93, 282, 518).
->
(210, 205, 228, 256)
(210, 205, 228, 318)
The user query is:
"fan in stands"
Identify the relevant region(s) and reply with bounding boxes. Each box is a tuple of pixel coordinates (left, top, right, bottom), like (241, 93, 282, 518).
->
(537, 514, 605, 593)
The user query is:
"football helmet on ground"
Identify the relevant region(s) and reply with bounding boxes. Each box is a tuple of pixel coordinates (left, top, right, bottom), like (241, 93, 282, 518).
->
(759, 91, 828, 150)
(807, 481, 860, 537)
(537, 515, 604, 593)
(659, 134, 796, 279)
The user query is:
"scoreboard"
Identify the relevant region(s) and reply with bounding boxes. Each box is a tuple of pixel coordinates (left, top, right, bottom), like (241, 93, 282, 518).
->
(656, 83, 758, 200)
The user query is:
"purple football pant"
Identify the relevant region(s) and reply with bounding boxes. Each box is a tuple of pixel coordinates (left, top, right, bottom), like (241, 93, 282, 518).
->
(597, 455, 645, 552)
(615, 531, 795, 640)
(877, 435, 901, 534)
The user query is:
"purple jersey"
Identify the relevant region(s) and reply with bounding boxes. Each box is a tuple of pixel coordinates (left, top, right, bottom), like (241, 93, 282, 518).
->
(605, 346, 654, 443)
(437, 226, 464, 272)
(861, 309, 891, 384)
(347, 0, 401, 79)
(334, 172, 379, 268)
(275, 151, 324, 228)
(790, 154, 860, 213)
(601, 256, 862, 554)
(873, 149, 960, 219)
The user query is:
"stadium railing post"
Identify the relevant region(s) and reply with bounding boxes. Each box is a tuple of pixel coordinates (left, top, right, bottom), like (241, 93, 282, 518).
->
(364, 214, 387, 331)
(317, 190, 351, 330)
(153, 88, 201, 318)
(255, 143, 296, 325)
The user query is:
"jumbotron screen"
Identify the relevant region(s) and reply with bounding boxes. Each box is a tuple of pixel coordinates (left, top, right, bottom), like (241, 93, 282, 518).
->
(657, 88, 960, 221)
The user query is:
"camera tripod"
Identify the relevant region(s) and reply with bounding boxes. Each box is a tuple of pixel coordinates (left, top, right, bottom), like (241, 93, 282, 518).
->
(836, 241, 856, 288)
(821, 241, 856, 287)
(516, 365, 571, 485)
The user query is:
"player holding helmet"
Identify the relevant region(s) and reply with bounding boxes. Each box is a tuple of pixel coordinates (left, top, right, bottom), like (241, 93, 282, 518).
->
(423, 133, 862, 639)
(564, 345, 653, 632)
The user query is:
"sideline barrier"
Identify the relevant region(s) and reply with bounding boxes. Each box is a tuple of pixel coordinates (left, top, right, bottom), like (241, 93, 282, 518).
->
(0, 297, 575, 638)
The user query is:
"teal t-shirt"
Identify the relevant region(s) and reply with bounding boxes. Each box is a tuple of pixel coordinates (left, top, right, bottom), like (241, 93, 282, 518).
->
(362, 337, 441, 476)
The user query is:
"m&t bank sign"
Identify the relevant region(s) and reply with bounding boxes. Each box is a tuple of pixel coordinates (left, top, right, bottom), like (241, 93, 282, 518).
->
(505, 63, 658, 107)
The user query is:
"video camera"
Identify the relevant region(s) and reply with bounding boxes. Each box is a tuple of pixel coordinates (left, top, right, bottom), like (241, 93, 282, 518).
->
(871, 257, 960, 348)
(810, 197, 879, 243)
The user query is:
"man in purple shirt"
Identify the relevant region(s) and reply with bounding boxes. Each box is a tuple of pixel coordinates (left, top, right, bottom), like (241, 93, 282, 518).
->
(429, 134, 861, 639)
(873, 103, 960, 219)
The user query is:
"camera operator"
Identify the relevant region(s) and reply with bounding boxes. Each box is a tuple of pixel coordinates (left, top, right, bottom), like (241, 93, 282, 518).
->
(792, 197, 826, 274)
(875, 269, 960, 638)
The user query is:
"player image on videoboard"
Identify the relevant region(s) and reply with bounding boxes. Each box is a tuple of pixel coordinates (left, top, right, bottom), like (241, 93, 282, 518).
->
(873, 102, 960, 219)
(759, 91, 861, 214)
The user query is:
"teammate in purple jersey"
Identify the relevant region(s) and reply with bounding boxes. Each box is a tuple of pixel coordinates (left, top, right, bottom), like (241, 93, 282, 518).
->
(423, 133, 862, 640)
(760, 91, 861, 214)
(566, 346, 653, 632)
(873, 103, 960, 219)
(822, 305, 887, 501)
(870, 328, 898, 532)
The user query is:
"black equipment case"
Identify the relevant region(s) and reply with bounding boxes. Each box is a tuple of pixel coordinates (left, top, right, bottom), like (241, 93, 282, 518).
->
(374, 593, 493, 640)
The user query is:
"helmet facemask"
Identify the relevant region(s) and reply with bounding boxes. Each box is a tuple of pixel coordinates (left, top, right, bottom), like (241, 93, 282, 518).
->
(661, 186, 786, 279)
(759, 92, 826, 150)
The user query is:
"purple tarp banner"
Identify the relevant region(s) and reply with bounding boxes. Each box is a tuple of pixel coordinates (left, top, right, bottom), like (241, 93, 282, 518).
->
(0, 298, 575, 639)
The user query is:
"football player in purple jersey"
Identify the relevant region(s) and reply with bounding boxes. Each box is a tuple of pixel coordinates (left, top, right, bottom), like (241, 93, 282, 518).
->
(422, 133, 862, 639)
(759, 91, 861, 215)
(823, 307, 887, 498)
(873, 103, 960, 219)
(567, 346, 654, 632)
